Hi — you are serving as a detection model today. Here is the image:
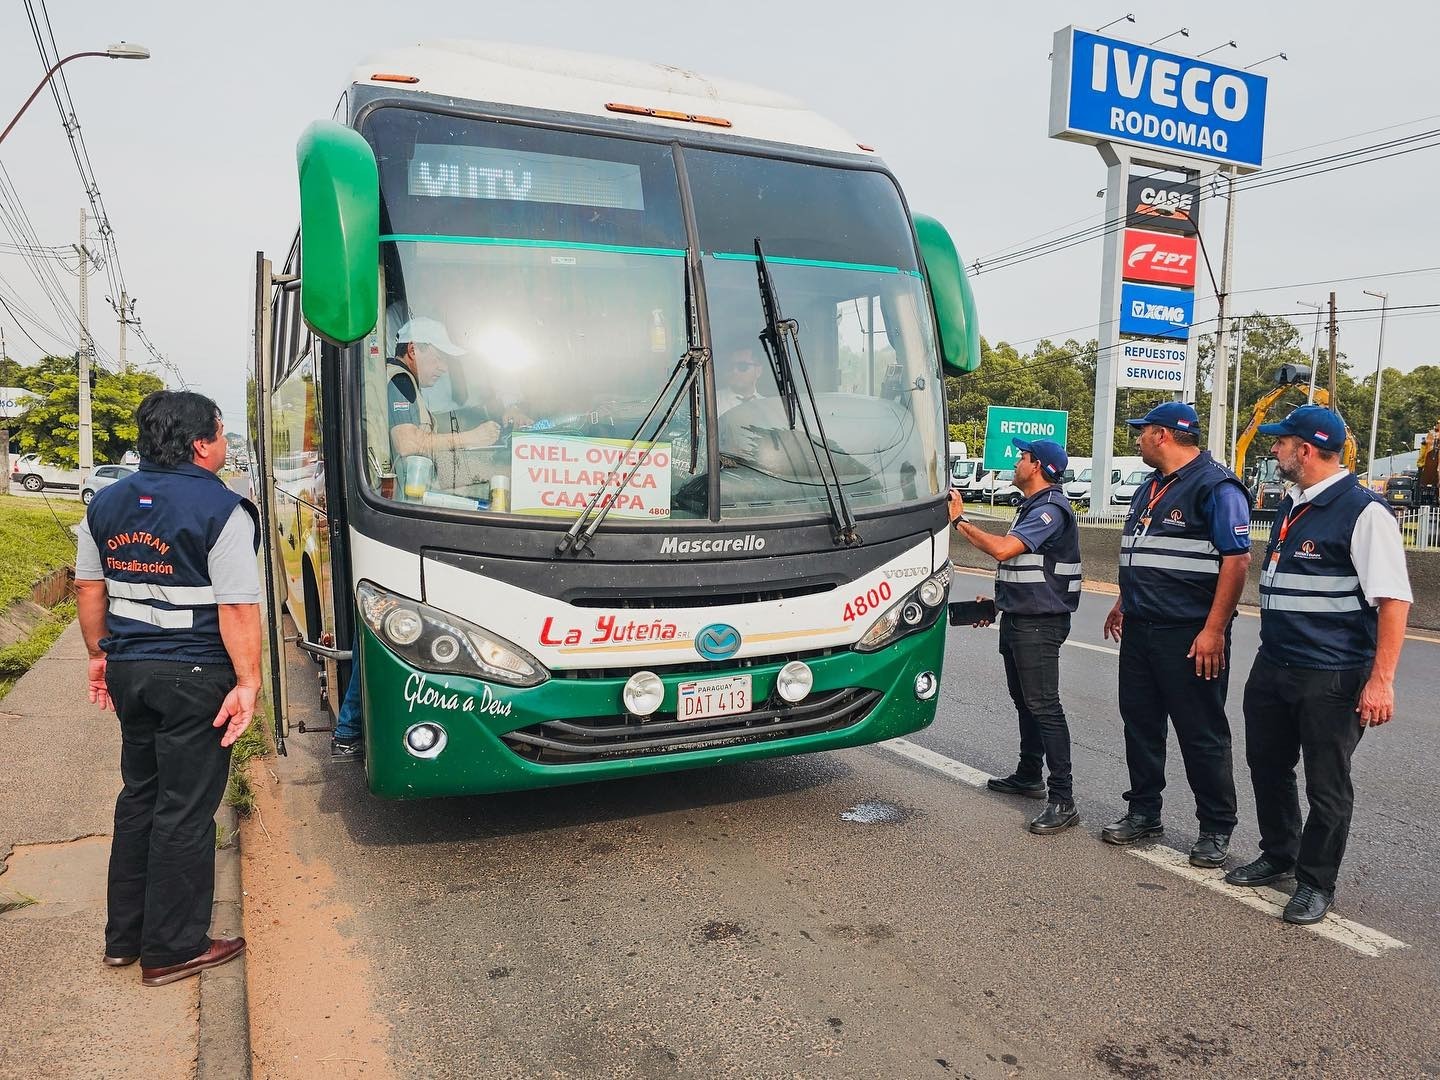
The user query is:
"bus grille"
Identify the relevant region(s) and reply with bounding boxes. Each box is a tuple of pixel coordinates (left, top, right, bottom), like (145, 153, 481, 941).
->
(500, 688, 881, 764)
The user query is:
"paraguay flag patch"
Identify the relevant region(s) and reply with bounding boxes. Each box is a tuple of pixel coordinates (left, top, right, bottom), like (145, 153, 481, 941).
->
(1234, 522, 1249, 536)
(1039, 511, 1054, 524)
(138, 495, 153, 508)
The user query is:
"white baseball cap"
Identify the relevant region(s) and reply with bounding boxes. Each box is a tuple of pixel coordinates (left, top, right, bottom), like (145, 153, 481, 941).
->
(396, 316, 464, 357)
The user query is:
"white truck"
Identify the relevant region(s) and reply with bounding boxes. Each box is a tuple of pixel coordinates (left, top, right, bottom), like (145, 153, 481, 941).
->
(10, 453, 83, 492)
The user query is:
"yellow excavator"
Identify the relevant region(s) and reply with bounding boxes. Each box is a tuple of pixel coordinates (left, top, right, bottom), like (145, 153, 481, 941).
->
(1234, 364, 1357, 513)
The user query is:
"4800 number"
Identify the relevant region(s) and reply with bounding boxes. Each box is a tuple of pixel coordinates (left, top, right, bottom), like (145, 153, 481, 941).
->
(842, 581, 892, 622)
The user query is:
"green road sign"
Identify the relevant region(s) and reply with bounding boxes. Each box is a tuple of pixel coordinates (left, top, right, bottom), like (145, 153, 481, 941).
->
(983, 407, 1069, 471)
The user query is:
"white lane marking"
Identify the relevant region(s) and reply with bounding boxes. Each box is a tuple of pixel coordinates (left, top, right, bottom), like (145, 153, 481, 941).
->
(1066, 639, 1119, 656)
(880, 738, 990, 788)
(1128, 845, 1408, 958)
(879, 740, 1409, 958)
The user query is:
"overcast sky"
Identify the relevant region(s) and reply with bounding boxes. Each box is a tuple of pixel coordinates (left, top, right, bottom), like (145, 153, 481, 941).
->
(1, 1, 1436, 427)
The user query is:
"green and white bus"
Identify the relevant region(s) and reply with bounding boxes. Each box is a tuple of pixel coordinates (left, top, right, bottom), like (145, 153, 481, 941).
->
(252, 42, 980, 799)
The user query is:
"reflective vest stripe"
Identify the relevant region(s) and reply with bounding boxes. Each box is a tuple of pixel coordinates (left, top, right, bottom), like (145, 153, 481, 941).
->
(1260, 593, 1365, 613)
(997, 568, 1046, 583)
(105, 580, 217, 605)
(1265, 572, 1361, 594)
(109, 596, 196, 629)
(1053, 561, 1084, 576)
(1068, 579, 1082, 592)
(1125, 553, 1221, 574)
(1122, 534, 1220, 555)
(1005, 553, 1045, 567)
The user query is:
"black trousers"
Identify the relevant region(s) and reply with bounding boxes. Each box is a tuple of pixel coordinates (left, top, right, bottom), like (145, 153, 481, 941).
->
(1117, 618, 1238, 833)
(1243, 654, 1368, 894)
(998, 611, 1073, 802)
(105, 659, 234, 967)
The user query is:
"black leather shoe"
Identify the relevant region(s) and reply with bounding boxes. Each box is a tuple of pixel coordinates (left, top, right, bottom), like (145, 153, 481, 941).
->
(329, 736, 363, 761)
(1224, 855, 1295, 888)
(986, 773, 1046, 799)
(1028, 801, 1079, 834)
(1189, 832, 1231, 868)
(1101, 812, 1164, 845)
(1283, 884, 1334, 925)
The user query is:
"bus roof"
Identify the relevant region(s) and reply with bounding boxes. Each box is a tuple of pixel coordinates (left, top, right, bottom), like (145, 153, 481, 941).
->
(351, 41, 871, 156)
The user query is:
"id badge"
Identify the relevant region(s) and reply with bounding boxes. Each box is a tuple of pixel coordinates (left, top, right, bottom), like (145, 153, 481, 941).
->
(1138, 513, 1152, 533)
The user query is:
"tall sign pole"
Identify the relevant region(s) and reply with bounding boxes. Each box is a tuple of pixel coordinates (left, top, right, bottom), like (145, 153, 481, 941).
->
(1209, 171, 1237, 463)
(77, 208, 93, 471)
(1049, 24, 1269, 503)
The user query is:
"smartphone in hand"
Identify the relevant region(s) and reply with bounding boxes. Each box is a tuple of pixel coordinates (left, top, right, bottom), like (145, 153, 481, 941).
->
(948, 598, 997, 626)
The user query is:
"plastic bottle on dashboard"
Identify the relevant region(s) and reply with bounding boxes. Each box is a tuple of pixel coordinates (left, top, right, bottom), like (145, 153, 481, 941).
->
(650, 309, 667, 353)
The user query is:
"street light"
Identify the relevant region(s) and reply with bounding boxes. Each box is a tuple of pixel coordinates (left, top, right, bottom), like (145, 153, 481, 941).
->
(0, 43, 150, 146)
(1363, 289, 1389, 480)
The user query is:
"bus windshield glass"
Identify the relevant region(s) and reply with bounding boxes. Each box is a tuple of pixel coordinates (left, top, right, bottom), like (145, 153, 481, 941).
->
(358, 108, 944, 522)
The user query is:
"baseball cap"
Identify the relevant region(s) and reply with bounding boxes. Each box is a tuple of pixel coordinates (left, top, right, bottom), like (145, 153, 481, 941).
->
(1012, 438, 1068, 482)
(1257, 404, 1348, 449)
(1126, 400, 1201, 434)
(396, 316, 465, 357)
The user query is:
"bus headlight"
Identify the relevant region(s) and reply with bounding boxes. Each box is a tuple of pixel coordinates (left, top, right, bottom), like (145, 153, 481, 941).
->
(854, 564, 951, 653)
(776, 660, 814, 703)
(404, 722, 447, 759)
(357, 581, 549, 687)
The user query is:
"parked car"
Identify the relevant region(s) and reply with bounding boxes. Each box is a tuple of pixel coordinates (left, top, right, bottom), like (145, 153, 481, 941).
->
(10, 453, 83, 492)
(985, 469, 1021, 506)
(1111, 467, 1155, 506)
(1384, 473, 1418, 510)
(949, 456, 980, 490)
(80, 463, 138, 504)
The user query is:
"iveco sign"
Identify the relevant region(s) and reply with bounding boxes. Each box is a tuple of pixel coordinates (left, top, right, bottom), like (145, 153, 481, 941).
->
(1049, 26, 1269, 171)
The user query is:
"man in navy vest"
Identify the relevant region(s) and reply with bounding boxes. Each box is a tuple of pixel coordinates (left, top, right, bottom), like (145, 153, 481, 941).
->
(1225, 405, 1411, 925)
(1102, 402, 1252, 868)
(949, 438, 1083, 834)
(75, 391, 261, 986)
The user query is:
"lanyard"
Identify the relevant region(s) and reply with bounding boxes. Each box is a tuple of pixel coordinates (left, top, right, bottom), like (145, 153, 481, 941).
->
(1134, 476, 1177, 534)
(1277, 502, 1312, 544)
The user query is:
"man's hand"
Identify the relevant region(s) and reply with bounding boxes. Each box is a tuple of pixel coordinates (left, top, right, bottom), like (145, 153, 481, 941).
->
(971, 594, 995, 628)
(1103, 599, 1124, 642)
(213, 684, 259, 748)
(1356, 674, 1396, 727)
(88, 656, 111, 712)
(457, 421, 501, 449)
(1187, 626, 1227, 680)
(947, 489, 966, 525)
(503, 405, 533, 428)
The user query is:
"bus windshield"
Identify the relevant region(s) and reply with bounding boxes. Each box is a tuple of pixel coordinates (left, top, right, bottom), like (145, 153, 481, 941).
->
(358, 107, 945, 523)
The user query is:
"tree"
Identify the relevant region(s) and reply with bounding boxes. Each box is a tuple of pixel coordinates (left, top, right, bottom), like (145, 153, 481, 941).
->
(10, 355, 163, 467)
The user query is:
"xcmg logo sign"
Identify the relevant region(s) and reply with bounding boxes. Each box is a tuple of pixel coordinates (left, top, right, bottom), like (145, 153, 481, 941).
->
(1118, 282, 1194, 341)
(1122, 228, 1198, 287)
(1049, 26, 1269, 171)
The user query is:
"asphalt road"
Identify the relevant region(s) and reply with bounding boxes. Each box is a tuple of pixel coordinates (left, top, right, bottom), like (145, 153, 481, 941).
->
(931, 567, 1440, 954)
(247, 601, 1440, 1079)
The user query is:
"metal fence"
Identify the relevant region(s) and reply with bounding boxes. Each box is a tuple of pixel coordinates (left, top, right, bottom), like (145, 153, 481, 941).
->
(980, 502, 1440, 552)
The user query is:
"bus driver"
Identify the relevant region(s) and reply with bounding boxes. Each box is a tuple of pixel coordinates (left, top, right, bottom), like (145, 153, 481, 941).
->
(387, 316, 501, 462)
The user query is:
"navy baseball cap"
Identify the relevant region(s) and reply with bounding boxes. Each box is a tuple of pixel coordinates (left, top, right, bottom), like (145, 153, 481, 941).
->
(1126, 400, 1201, 434)
(1012, 438, 1068, 482)
(1257, 404, 1348, 449)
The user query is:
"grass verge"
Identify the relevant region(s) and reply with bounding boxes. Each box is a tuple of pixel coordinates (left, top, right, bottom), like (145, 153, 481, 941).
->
(0, 493, 82, 610)
(224, 706, 272, 816)
(0, 600, 76, 702)
(0, 891, 39, 914)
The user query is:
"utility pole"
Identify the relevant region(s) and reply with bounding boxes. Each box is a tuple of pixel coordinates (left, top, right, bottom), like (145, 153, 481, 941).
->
(1208, 170, 1236, 464)
(76, 208, 94, 470)
(112, 290, 135, 373)
(1363, 290, 1389, 478)
(1298, 300, 1325, 403)
(1327, 290, 1339, 401)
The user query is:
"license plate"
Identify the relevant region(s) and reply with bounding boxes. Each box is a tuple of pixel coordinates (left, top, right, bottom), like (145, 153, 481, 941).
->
(1392, 493, 1405, 501)
(677, 675, 752, 720)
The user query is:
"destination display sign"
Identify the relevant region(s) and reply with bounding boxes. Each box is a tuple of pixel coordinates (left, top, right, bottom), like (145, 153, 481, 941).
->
(510, 433, 671, 519)
(1050, 26, 1269, 171)
(1122, 228, 1198, 287)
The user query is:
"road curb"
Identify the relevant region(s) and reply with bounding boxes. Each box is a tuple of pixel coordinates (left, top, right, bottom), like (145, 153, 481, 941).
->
(197, 803, 251, 1080)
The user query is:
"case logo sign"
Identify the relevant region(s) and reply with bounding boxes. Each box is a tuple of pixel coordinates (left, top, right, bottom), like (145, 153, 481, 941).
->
(1119, 282, 1194, 341)
(1126, 178, 1200, 235)
(1122, 228, 1198, 287)
(1118, 340, 1186, 390)
(694, 624, 741, 661)
(1050, 26, 1269, 171)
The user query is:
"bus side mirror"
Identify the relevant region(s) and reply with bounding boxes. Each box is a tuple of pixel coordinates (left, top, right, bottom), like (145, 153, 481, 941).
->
(297, 121, 379, 346)
(914, 214, 981, 375)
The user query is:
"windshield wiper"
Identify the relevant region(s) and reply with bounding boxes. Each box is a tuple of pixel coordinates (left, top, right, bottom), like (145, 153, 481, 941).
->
(555, 259, 710, 558)
(753, 239, 860, 546)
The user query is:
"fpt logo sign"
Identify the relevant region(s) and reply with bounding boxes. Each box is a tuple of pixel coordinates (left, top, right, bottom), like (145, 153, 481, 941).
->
(1122, 228, 1197, 287)
(1049, 26, 1269, 171)
(1119, 282, 1194, 341)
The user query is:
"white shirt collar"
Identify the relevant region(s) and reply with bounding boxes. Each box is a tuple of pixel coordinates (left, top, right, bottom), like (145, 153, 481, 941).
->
(1292, 468, 1349, 505)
